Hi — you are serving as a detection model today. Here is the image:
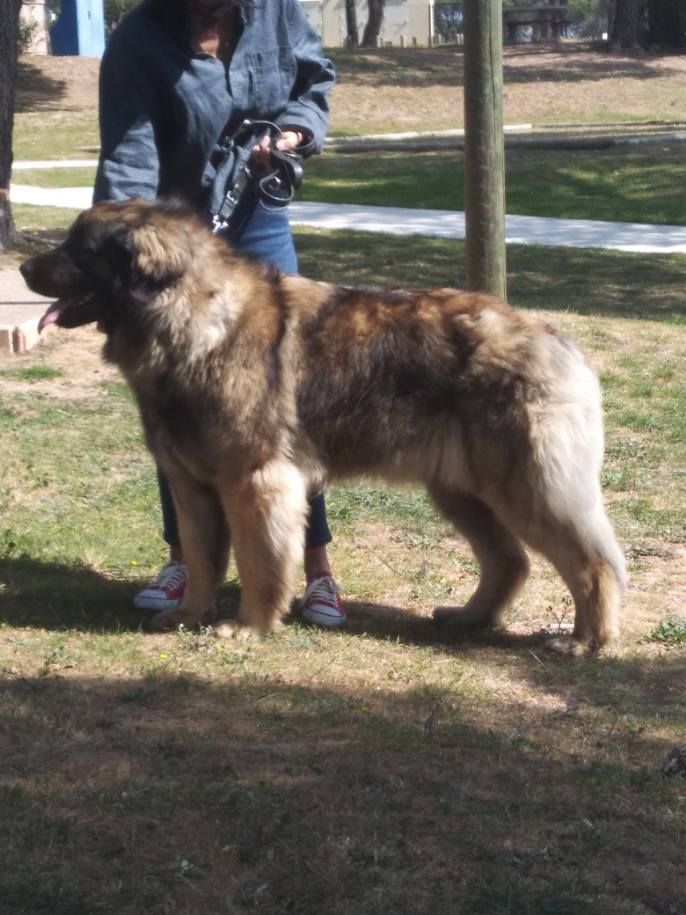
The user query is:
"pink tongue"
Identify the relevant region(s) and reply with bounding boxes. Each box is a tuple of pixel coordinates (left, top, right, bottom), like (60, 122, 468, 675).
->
(37, 302, 66, 333)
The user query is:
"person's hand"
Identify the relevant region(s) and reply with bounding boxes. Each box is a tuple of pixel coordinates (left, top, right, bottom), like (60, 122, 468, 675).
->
(251, 130, 303, 168)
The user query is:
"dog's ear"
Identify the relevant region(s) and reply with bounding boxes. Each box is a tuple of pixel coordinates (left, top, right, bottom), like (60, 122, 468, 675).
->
(129, 218, 193, 285)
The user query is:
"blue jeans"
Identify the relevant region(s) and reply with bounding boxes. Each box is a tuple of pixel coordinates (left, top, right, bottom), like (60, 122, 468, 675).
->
(158, 202, 332, 550)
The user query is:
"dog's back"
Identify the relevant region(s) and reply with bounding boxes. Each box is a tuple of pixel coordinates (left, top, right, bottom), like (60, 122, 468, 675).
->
(284, 277, 582, 482)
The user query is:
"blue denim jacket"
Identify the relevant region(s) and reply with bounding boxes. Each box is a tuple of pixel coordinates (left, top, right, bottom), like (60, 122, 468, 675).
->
(93, 0, 334, 208)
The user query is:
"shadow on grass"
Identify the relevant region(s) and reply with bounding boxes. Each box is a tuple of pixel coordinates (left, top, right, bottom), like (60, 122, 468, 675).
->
(328, 44, 684, 90)
(342, 603, 686, 731)
(3, 554, 681, 730)
(1, 668, 684, 914)
(0, 555, 548, 659)
(15, 59, 68, 113)
(501, 43, 685, 85)
(296, 229, 686, 323)
(0, 556, 244, 633)
(0, 556, 482, 650)
(0, 556, 142, 632)
(0, 555, 631, 668)
(0, 552, 569, 658)
(329, 46, 465, 88)
(343, 598, 554, 653)
(516, 642, 686, 725)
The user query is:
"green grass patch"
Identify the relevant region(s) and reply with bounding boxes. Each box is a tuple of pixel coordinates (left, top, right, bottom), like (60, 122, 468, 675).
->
(649, 614, 686, 646)
(304, 144, 686, 225)
(295, 228, 686, 325)
(1, 364, 63, 382)
(12, 166, 97, 187)
(11, 203, 81, 234)
(12, 111, 99, 161)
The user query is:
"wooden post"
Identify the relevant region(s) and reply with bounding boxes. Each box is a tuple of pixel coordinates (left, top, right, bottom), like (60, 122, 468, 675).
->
(463, 0, 506, 299)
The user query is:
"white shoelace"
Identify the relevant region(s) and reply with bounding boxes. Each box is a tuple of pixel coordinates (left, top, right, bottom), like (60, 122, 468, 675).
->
(153, 562, 188, 590)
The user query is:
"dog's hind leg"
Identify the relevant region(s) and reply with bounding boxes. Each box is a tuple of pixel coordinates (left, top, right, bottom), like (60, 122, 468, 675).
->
(509, 501, 625, 655)
(214, 459, 307, 638)
(149, 473, 230, 631)
(428, 486, 530, 631)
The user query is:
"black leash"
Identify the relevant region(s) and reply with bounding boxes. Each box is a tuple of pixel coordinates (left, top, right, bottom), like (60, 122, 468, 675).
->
(210, 119, 306, 239)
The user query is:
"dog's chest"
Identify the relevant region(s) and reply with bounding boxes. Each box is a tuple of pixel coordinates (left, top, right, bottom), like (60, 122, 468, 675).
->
(126, 363, 290, 481)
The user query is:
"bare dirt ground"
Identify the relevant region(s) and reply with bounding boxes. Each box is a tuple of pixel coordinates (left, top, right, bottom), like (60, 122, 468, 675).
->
(0, 324, 117, 398)
(16, 54, 100, 113)
(16, 42, 686, 131)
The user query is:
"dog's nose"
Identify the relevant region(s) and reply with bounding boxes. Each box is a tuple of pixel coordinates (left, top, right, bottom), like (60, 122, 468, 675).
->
(19, 260, 32, 281)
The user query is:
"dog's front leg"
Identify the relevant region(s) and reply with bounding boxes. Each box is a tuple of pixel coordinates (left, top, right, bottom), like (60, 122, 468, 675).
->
(213, 459, 307, 639)
(149, 473, 230, 632)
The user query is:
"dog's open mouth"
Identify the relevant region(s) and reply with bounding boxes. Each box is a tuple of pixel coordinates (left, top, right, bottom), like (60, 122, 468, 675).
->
(38, 295, 101, 332)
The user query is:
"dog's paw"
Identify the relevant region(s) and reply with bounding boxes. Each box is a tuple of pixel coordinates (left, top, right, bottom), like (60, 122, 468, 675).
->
(147, 609, 180, 631)
(147, 608, 206, 632)
(201, 605, 223, 625)
(544, 635, 595, 657)
(212, 621, 256, 641)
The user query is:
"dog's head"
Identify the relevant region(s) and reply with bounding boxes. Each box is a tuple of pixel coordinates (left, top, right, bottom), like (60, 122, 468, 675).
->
(21, 199, 201, 336)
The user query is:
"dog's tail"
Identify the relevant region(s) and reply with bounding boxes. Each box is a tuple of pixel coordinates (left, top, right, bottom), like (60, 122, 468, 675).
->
(525, 341, 626, 647)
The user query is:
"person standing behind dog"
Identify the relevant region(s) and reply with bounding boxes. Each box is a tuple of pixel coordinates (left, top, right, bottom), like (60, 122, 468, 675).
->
(93, 0, 345, 628)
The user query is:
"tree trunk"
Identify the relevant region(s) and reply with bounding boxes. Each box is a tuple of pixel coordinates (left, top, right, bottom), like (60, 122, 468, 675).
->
(361, 0, 384, 47)
(0, 0, 23, 251)
(345, 0, 359, 47)
(463, 0, 507, 299)
(609, 0, 642, 49)
(647, 0, 686, 49)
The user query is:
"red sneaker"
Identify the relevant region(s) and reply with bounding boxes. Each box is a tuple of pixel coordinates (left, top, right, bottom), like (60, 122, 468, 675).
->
(133, 561, 188, 611)
(301, 575, 346, 628)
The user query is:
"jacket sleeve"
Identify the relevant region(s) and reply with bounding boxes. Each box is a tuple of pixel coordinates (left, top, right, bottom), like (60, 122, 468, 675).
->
(93, 30, 161, 204)
(276, 0, 335, 153)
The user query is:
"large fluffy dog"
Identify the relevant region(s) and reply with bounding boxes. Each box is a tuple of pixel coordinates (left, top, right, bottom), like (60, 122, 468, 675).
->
(21, 199, 626, 653)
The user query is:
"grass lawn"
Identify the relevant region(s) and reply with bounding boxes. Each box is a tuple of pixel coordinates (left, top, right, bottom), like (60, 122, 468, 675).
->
(303, 143, 686, 225)
(2, 44, 685, 915)
(12, 111, 100, 162)
(13, 142, 686, 227)
(13, 167, 97, 187)
(2, 227, 685, 914)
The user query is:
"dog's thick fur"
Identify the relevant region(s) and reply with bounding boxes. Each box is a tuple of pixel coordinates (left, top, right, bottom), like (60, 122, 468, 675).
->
(21, 199, 626, 652)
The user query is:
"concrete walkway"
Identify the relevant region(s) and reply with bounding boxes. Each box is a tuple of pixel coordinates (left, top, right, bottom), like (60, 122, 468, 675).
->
(4, 177, 686, 354)
(0, 269, 50, 354)
(10, 182, 686, 255)
(288, 201, 686, 255)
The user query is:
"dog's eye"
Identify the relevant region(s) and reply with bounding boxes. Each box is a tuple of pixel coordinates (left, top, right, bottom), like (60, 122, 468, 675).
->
(88, 253, 117, 281)
(66, 231, 130, 285)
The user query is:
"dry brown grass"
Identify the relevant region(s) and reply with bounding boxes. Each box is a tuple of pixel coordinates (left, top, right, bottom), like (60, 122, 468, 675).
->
(15, 42, 686, 137)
